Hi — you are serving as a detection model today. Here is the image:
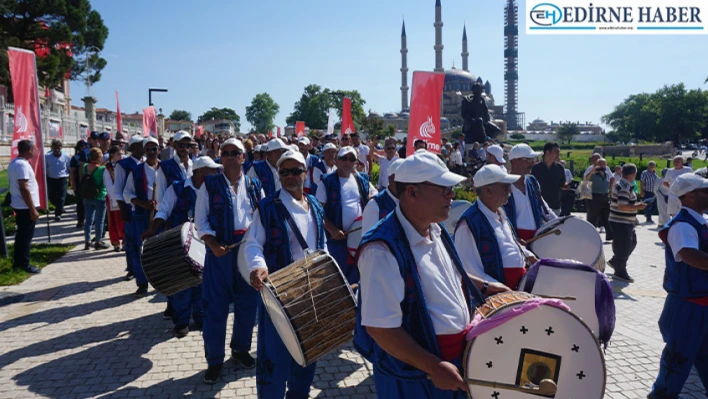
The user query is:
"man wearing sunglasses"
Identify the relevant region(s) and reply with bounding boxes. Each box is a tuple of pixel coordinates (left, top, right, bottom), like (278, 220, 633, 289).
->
(242, 150, 327, 399)
(316, 146, 377, 284)
(456, 165, 536, 291)
(309, 143, 338, 197)
(123, 137, 161, 297)
(247, 138, 287, 197)
(195, 139, 264, 384)
(296, 137, 316, 194)
(351, 132, 372, 177)
(361, 158, 403, 235)
(372, 138, 400, 191)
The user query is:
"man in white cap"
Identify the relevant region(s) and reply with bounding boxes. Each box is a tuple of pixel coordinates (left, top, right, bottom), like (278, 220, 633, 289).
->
(486, 144, 506, 166)
(316, 146, 377, 284)
(455, 164, 537, 290)
(351, 132, 372, 176)
(155, 130, 193, 206)
(123, 137, 161, 296)
(309, 143, 338, 197)
(142, 156, 222, 338)
(242, 150, 328, 399)
(113, 135, 144, 280)
(355, 152, 500, 398)
(649, 173, 708, 399)
(665, 155, 693, 216)
(247, 137, 287, 197)
(503, 144, 556, 241)
(194, 138, 264, 384)
(361, 158, 403, 234)
(371, 137, 400, 191)
(297, 137, 317, 194)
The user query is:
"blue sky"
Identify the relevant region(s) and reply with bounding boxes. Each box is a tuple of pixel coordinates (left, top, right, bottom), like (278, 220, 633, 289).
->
(72, 0, 708, 132)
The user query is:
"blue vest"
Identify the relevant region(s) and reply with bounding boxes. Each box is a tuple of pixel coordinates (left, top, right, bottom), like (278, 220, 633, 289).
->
(131, 162, 158, 219)
(503, 175, 547, 231)
(167, 180, 198, 229)
(251, 161, 276, 197)
(308, 158, 328, 197)
(160, 157, 185, 189)
(458, 202, 506, 284)
(117, 157, 139, 186)
(660, 209, 708, 298)
(322, 172, 370, 231)
(204, 174, 262, 246)
(243, 160, 253, 174)
(373, 189, 397, 220)
(353, 212, 484, 379)
(257, 191, 326, 273)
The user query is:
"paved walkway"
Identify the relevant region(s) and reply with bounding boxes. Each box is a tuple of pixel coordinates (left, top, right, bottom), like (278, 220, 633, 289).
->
(0, 209, 705, 398)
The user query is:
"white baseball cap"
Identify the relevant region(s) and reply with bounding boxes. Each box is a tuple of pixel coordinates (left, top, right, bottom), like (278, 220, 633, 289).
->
(255, 144, 263, 152)
(487, 145, 506, 164)
(508, 143, 542, 160)
(673, 155, 684, 162)
(277, 149, 307, 168)
(143, 137, 159, 147)
(128, 135, 143, 148)
(338, 146, 357, 158)
(220, 138, 245, 152)
(193, 156, 223, 171)
(297, 137, 310, 146)
(288, 144, 299, 153)
(322, 143, 338, 152)
(266, 138, 287, 152)
(473, 164, 520, 187)
(388, 158, 404, 177)
(671, 174, 708, 197)
(173, 131, 192, 142)
(394, 151, 466, 186)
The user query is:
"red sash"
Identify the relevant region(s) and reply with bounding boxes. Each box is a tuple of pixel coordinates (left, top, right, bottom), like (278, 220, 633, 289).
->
(504, 267, 527, 291)
(516, 229, 536, 242)
(686, 297, 708, 306)
(437, 324, 473, 361)
(233, 229, 247, 236)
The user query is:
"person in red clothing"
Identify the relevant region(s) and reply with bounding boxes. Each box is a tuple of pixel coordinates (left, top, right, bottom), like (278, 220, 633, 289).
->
(103, 146, 125, 252)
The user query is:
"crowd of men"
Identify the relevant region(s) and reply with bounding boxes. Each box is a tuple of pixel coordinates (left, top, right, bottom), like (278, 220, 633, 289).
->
(5, 130, 707, 399)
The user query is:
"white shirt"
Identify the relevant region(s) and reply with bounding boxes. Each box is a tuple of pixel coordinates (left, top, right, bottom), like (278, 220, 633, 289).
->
(355, 144, 370, 173)
(376, 155, 399, 189)
(194, 174, 263, 239)
(311, 162, 336, 187)
(358, 206, 470, 334)
(361, 189, 399, 235)
(564, 169, 573, 184)
(155, 177, 197, 222)
(510, 183, 557, 230)
(155, 155, 192, 207)
(113, 156, 142, 202)
(667, 206, 707, 262)
(304, 153, 316, 190)
(8, 157, 39, 209)
(123, 162, 159, 210)
(240, 190, 328, 281)
(316, 174, 377, 231)
(455, 200, 535, 283)
(103, 165, 119, 211)
(247, 160, 281, 194)
(666, 167, 694, 215)
(450, 150, 463, 166)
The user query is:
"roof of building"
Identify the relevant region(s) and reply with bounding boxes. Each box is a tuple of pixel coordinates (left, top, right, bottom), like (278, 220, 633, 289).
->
(444, 67, 478, 84)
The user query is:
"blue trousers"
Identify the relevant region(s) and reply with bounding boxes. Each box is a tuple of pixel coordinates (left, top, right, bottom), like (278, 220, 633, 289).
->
(256, 297, 316, 399)
(650, 294, 708, 399)
(83, 198, 106, 243)
(327, 238, 359, 285)
(122, 220, 134, 272)
(373, 357, 468, 399)
(202, 249, 258, 367)
(172, 285, 203, 326)
(125, 216, 149, 286)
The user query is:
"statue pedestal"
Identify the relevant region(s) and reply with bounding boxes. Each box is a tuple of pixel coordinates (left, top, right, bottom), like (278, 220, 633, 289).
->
(82, 96, 97, 132)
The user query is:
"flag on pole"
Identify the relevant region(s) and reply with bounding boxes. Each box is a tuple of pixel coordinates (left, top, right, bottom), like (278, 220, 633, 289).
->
(295, 121, 305, 137)
(7, 47, 47, 209)
(277, 126, 281, 138)
(142, 106, 157, 137)
(268, 130, 273, 138)
(341, 97, 355, 137)
(327, 108, 336, 135)
(407, 71, 445, 155)
(115, 90, 122, 137)
(196, 126, 204, 138)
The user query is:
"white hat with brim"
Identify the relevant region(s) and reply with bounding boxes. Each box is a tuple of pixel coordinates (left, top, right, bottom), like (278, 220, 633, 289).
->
(388, 158, 404, 177)
(322, 143, 338, 152)
(394, 151, 466, 186)
(174, 131, 192, 142)
(338, 146, 357, 158)
(297, 137, 310, 146)
(143, 137, 159, 147)
(671, 173, 708, 197)
(193, 156, 223, 171)
(220, 138, 245, 152)
(487, 145, 506, 164)
(267, 138, 287, 152)
(277, 150, 307, 168)
(509, 143, 542, 160)
(674, 155, 684, 161)
(128, 135, 143, 148)
(473, 164, 520, 188)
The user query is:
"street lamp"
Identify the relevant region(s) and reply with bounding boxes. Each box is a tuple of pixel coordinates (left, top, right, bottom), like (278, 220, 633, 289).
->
(148, 88, 168, 107)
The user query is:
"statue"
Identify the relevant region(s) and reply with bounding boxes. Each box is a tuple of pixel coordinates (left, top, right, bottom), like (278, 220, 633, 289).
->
(461, 83, 501, 144)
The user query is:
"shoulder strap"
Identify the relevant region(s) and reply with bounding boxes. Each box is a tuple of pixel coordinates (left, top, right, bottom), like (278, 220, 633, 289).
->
(355, 173, 367, 209)
(274, 198, 309, 251)
(439, 226, 486, 306)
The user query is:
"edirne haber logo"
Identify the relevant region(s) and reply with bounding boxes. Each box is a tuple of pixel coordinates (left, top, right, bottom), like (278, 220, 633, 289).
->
(419, 116, 436, 139)
(526, 0, 708, 34)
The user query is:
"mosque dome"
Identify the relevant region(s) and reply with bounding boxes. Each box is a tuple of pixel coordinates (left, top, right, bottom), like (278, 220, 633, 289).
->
(443, 67, 478, 92)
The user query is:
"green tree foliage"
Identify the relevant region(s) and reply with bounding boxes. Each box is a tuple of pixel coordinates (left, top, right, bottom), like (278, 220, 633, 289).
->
(510, 132, 525, 140)
(169, 110, 192, 121)
(602, 84, 708, 144)
(286, 85, 368, 130)
(556, 123, 580, 145)
(199, 107, 241, 131)
(0, 0, 109, 96)
(383, 124, 396, 136)
(329, 89, 366, 128)
(359, 112, 384, 136)
(246, 92, 279, 133)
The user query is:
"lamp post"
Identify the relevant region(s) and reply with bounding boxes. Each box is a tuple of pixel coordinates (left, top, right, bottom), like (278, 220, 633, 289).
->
(148, 88, 168, 107)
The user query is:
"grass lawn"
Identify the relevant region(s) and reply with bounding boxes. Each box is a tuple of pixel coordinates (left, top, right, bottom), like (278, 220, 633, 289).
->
(0, 243, 73, 286)
(0, 169, 7, 190)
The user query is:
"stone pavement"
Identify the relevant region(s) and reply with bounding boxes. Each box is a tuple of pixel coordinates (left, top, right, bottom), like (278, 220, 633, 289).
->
(0, 210, 705, 399)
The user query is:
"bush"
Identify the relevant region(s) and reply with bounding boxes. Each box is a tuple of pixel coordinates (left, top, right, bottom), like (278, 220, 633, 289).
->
(510, 133, 525, 140)
(454, 187, 478, 203)
(371, 163, 380, 187)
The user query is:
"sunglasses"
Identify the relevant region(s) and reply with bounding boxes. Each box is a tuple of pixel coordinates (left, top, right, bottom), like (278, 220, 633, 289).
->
(221, 150, 243, 157)
(417, 182, 456, 197)
(278, 167, 305, 177)
(178, 143, 191, 149)
(385, 146, 396, 150)
(145, 147, 159, 153)
(338, 156, 357, 163)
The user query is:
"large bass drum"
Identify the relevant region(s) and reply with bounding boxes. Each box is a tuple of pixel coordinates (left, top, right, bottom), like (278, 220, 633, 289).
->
(141, 222, 205, 296)
(529, 216, 606, 272)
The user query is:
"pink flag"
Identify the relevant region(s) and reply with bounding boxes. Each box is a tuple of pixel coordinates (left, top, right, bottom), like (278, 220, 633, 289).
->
(142, 106, 157, 137)
(196, 126, 204, 138)
(277, 126, 281, 138)
(7, 47, 47, 209)
(341, 97, 355, 137)
(295, 121, 305, 138)
(115, 91, 122, 136)
(407, 71, 445, 155)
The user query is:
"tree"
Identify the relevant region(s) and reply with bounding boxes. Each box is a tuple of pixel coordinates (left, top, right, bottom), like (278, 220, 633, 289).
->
(360, 112, 384, 136)
(246, 93, 279, 133)
(199, 107, 241, 131)
(329, 89, 367, 128)
(510, 132, 525, 140)
(556, 123, 579, 144)
(286, 84, 331, 129)
(0, 0, 109, 96)
(383, 124, 397, 137)
(169, 110, 192, 121)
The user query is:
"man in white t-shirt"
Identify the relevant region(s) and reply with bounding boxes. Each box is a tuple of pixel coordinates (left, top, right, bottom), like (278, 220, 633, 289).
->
(9, 140, 41, 274)
(351, 132, 372, 177)
(371, 138, 399, 190)
(665, 155, 694, 216)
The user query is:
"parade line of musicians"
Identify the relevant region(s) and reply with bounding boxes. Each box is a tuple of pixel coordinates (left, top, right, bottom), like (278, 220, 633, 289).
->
(23, 129, 705, 399)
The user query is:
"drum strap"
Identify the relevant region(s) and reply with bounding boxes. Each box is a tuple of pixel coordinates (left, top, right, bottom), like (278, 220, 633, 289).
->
(439, 230, 486, 310)
(274, 198, 310, 252)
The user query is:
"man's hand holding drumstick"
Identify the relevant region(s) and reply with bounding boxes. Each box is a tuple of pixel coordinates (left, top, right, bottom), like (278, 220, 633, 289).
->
(250, 268, 268, 291)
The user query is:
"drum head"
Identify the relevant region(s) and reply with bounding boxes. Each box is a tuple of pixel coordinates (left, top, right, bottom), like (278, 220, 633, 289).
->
(182, 223, 206, 268)
(347, 217, 363, 258)
(530, 217, 602, 268)
(465, 304, 605, 399)
(443, 200, 472, 233)
(260, 287, 307, 367)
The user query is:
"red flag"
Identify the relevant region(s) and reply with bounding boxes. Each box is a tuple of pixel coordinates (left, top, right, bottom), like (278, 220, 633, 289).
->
(196, 126, 204, 138)
(277, 126, 281, 138)
(115, 90, 122, 135)
(341, 97, 355, 137)
(7, 47, 47, 209)
(295, 121, 305, 138)
(407, 71, 445, 155)
(268, 130, 273, 138)
(142, 106, 157, 137)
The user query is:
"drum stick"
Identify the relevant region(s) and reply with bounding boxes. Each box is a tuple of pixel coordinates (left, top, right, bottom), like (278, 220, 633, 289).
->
(524, 228, 561, 245)
(345, 226, 362, 236)
(465, 377, 557, 397)
(148, 182, 157, 231)
(535, 294, 577, 301)
(350, 283, 358, 291)
(226, 238, 247, 251)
